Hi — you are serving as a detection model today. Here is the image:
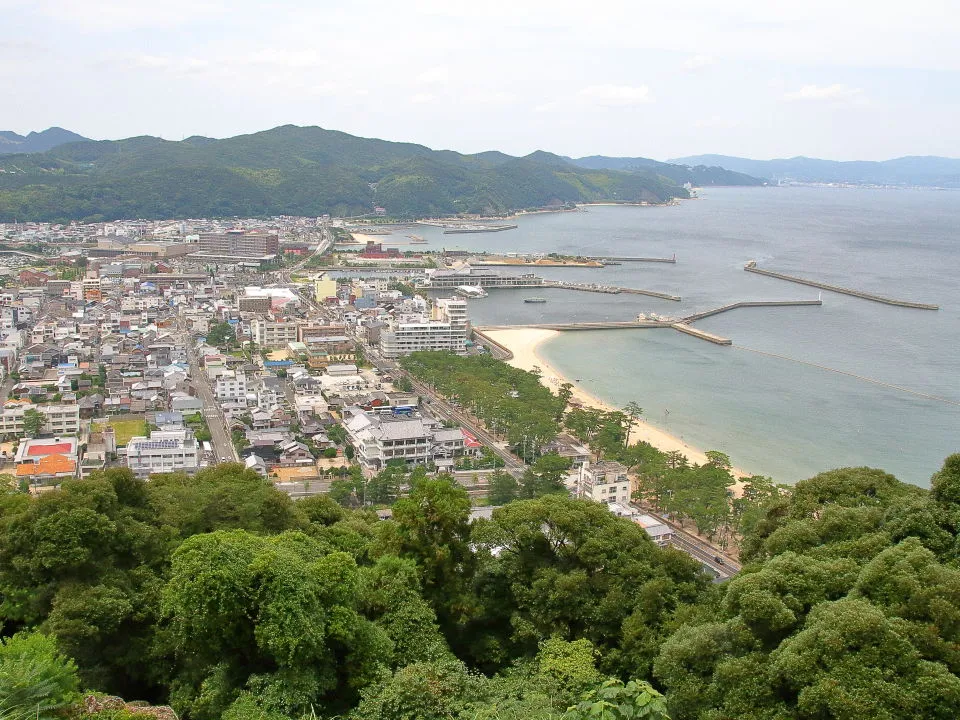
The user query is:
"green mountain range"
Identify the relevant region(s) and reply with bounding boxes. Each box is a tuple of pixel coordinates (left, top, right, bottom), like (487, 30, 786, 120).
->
(569, 155, 764, 186)
(0, 125, 739, 222)
(670, 153, 960, 187)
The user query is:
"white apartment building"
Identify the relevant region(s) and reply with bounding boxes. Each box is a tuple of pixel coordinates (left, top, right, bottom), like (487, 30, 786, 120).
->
(0, 403, 81, 437)
(343, 406, 476, 470)
(576, 461, 631, 505)
(249, 319, 299, 349)
(214, 371, 248, 401)
(126, 428, 201, 477)
(379, 298, 468, 358)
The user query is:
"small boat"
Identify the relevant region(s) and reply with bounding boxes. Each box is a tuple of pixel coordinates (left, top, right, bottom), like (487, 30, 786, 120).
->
(524, 297, 547, 303)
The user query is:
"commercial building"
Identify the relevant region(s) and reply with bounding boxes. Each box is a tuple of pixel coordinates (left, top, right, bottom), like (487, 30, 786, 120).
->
(343, 406, 478, 470)
(15, 437, 80, 484)
(314, 273, 338, 302)
(250, 319, 299, 349)
(379, 298, 468, 358)
(0, 402, 81, 437)
(126, 428, 201, 477)
(575, 461, 631, 505)
(198, 231, 279, 257)
(420, 267, 543, 289)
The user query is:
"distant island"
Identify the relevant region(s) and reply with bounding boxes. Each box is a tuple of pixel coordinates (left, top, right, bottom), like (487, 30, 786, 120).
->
(670, 153, 960, 187)
(0, 125, 764, 223)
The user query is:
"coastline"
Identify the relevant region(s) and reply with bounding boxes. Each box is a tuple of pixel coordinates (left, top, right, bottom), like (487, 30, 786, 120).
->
(482, 327, 751, 481)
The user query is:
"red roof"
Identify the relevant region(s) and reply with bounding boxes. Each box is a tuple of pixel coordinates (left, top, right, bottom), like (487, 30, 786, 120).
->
(461, 429, 482, 448)
(27, 442, 73, 457)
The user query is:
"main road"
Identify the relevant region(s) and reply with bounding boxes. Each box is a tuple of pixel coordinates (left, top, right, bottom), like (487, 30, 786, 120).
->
(184, 339, 239, 464)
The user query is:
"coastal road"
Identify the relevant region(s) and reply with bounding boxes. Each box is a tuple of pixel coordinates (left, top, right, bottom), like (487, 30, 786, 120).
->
(184, 341, 239, 464)
(386, 362, 525, 472)
(653, 516, 741, 580)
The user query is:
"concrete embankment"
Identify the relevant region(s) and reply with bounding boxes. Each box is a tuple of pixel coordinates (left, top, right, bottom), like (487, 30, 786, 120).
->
(744, 263, 939, 310)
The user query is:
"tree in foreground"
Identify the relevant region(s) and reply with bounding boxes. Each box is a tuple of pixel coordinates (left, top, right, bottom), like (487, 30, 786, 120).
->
(0, 631, 80, 720)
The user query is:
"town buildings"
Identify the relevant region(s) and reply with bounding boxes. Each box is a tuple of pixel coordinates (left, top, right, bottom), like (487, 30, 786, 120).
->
(126, 428, 201, 477)
(379, 298, 468, 358)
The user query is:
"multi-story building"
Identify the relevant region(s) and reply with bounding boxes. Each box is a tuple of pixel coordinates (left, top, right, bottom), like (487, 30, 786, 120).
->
(314, 273, 338, 302)
(249, 319, 299, 349)
(576, 461, 631, 505)
(0, 402, 81, 437)
(214, 371, 248, 401)
(198, 231, 279, 257)
(126, 428, 200, 477)
(343, 406, 478, 470)
(420, 267, 543, 289)
(15, 437, 80, 484)
(379, 298, 468, 358)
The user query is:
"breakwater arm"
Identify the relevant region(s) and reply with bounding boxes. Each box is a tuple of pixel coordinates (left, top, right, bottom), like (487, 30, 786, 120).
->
(682, 299, 822, 324)
(744, 262, 939, 310)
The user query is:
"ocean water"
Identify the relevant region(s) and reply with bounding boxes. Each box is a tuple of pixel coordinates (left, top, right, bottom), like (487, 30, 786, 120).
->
(389, 188, 960, 486)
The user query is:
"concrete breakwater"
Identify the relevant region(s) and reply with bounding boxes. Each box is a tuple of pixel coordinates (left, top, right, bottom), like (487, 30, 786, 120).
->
(588, 254, 677, 263)
(542, 280, 682, 301)
(682, 299, 823, 324)
(744, 262, 939, 310)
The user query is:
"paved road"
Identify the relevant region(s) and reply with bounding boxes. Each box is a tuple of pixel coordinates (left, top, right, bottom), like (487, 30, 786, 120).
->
(184, 342, 238, 464)
(366, 350, 525, 472)
(652, 516, 741, 580)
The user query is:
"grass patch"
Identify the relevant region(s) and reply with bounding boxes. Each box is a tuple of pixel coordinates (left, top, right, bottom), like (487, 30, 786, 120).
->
(106, 417, 148, 446)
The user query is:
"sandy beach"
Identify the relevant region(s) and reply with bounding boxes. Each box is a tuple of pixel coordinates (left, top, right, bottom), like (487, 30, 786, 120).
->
(482, 327, 751, 481)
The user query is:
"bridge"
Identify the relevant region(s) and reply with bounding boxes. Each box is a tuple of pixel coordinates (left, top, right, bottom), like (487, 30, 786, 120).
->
(0, 249, 48, 260)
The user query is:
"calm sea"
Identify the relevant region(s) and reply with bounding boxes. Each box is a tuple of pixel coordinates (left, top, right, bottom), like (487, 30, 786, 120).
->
(385, 188, 960, 486)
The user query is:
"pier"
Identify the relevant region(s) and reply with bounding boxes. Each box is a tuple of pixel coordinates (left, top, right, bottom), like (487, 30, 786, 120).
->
(744, 262, 939, 310)
(587, 254, 677, 263)
(671, 323, 732, 345)
(476, 296, 823, 348)
(682, 299, 822, 324)
(542, 280, 682, 301)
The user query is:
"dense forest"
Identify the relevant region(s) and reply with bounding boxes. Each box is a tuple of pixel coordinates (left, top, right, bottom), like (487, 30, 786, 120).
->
(2, 450, 959, 720)
(0, 125, 722, 223)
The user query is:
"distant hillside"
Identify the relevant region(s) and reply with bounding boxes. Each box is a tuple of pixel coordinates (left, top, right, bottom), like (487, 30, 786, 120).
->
(669, 154, 960, 187)
(0, 125, 689, 222)
(570, 155, 764, 186)
(0, 127, 89, 155)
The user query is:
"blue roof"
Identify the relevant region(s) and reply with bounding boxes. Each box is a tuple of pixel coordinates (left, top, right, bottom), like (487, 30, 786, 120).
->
(264, 360, 293, 367)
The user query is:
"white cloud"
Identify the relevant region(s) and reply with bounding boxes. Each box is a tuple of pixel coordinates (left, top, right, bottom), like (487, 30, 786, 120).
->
(411, 92, 437, 104)
(784, 83, 864, 102)
(416, 67, 450, 84)
(682, 54, 716, 72)
(579, 84, 653, 106)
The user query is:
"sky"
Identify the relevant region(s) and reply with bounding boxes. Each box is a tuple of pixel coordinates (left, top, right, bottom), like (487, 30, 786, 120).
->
(2, 0, 959, 161)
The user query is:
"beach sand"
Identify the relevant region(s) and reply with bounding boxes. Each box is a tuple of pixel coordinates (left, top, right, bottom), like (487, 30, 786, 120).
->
(483, 327, 751, 481)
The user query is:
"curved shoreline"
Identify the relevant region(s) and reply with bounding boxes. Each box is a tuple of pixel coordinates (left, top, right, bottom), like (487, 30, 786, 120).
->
(482, 327, 752, 481)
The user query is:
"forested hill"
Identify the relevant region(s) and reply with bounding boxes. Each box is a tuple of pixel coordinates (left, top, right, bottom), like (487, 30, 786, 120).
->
(0, 127, 89, 155)
(670, 153, 960, 187)
(569, 155, 765, 186)
(0, 125, 690, 222)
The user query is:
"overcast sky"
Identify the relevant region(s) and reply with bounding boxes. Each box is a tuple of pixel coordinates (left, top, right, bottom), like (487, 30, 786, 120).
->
(2, 0, 958, 161)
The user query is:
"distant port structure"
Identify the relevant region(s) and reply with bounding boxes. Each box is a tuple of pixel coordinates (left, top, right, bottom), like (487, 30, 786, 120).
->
(744, 261, 939, 310)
